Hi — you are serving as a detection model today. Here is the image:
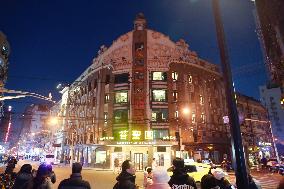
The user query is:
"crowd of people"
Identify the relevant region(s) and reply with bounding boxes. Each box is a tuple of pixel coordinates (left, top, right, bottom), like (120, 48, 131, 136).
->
(2, 156, 284, 188)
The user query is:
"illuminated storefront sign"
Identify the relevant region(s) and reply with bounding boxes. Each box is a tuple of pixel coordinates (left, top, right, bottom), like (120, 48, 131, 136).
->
(119, 130, 128, 140)
(100, 137, 114, 141)
(145, 131, 153, 140)
(132, 130, 141, 140)
(117, 141, 156, 145)
(258, 142, 272, 146)
(163, 136, 176, 140)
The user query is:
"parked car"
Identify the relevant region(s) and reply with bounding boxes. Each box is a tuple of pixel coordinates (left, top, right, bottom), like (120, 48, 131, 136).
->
(267, 158, 279, 173)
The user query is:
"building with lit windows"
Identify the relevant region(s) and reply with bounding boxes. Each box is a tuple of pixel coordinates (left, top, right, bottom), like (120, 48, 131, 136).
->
(254, 0, 284, 97)
(63, 14, 230, 169)
(236, 93, 275, 166)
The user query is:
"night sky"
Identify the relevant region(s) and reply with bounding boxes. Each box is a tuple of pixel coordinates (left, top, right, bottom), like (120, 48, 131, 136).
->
(1, 0, 266, 116)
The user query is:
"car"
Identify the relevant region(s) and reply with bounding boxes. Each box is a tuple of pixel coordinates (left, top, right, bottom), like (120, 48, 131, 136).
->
(167, 162, 213, 182)
(267, 158, 279, 172)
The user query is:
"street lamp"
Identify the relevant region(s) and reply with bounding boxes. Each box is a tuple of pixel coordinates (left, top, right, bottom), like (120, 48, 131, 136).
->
(177, 107, 190, 158)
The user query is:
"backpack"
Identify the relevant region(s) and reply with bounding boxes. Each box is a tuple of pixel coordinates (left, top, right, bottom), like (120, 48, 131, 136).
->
(113, 182, 120, 189)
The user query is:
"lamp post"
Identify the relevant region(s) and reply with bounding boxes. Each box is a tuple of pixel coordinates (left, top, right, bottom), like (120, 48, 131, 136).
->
(212, 0, 249, 188)
(178, 107, 190, 158)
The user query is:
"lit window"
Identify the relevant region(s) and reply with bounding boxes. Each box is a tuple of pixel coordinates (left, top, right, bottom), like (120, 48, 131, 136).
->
(114, 110, 128, 123)
(201, 113, 205, 123)
(104, 112, 108, 124)
(192, 113, 196, 123)
(153, 129, 169, 139)
(172, 72, 178, 81)
(152, 90, 167, 102)
(152, 72, 167, 81)
(175, 110, 179, 118)
(173, 91, 178, 101)
(151, 109, 168, 122)
(115, 91, 128, 103)
(200, 95, 204, 105)
(188, 74, 193, 83)
(105, 94, 109, 103)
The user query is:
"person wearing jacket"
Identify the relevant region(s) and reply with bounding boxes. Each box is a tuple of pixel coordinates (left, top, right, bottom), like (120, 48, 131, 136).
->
(25, 163, 53, 189)
(143, 167, 153, 188)
(58, 162, 91, 189)
(168, 158, 197, 189)
(114, 160, 137, 189)
(201, 174, 220, 189)
(146, 166, 170, 189)
(211, 168, 233, 189)
(12, 164, 33, 189)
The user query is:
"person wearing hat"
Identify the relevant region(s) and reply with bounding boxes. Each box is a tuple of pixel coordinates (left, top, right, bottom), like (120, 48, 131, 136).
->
(168, 158, 197, 189)
(210, 168, 232, 189)
(58, 162, 91, 189)
(146, 166, 170, 189)
(25, 163, 53, 189)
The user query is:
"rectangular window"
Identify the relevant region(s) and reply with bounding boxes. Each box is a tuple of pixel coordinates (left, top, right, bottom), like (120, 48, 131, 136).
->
(153, 129, 169, 139)
(114, 73, 129, 84)
(114, 110, 128, 124)
(192, 112, 196, 123)
(152, 89, 167, 102)
(172, 71, 178, 81)
(151, 109, 168, 122)
(115, 91, 128, 103)
(173, 91, 178, 101)
(188, 74, 193, 83)
(152, 72, 167, 81)
(105, 94, 109, 103)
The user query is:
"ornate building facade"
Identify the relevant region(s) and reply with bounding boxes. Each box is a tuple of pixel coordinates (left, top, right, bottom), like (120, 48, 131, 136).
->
(62, 14, 230, 169)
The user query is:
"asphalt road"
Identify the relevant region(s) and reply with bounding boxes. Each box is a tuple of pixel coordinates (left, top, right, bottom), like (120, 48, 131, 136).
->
(1, 160, 283, 189)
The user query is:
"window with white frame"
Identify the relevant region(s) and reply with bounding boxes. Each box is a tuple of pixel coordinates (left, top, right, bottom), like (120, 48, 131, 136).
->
(151, 109, 168, 122)
(152, 90, 167, 102)
(115, 91, 128, 103)
(173, 91, 178, 101)
(152, 72, 167, 81)
(175, 110, 179, 118)
(172, 71, 178, 81)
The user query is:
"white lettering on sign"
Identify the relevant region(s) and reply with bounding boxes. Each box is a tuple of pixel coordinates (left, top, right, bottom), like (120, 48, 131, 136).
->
(171, 184, 194, 189)
(258, 142, 272, 146)
(132, 130, 141, 140)
(119, 130, 128, 140)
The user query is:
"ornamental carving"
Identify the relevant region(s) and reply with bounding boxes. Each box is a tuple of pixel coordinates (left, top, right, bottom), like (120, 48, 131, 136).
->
(119, 33, 130, 42)
(103, 44, 132, 71)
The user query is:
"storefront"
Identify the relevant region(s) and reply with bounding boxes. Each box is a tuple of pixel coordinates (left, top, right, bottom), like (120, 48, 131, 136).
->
(100, 141, 176, 170)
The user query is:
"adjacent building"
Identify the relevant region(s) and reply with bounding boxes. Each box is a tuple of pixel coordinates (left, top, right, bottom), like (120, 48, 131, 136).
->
(254, 0, 284, 96)
(259, 86, 284, 145)
(0, 31, 10, 88)
(61, 14, 230, 169)
(19, 104, 50, 156)
(236, 93, 275, 165)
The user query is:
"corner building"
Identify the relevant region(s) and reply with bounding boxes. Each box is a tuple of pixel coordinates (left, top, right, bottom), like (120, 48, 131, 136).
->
(64, 14, 230, 169)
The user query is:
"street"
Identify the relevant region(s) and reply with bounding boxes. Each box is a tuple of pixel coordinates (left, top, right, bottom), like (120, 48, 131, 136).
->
(0, 160, 282, 189)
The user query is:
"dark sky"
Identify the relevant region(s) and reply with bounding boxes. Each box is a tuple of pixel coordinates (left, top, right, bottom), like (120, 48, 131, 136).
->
(1, 0, 267, 116)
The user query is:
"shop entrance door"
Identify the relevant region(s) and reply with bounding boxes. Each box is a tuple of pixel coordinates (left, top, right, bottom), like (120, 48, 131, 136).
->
(134, 153, 143, 171)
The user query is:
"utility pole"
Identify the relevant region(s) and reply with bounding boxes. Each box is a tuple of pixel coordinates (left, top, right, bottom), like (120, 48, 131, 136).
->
(212, 0, 249, 188)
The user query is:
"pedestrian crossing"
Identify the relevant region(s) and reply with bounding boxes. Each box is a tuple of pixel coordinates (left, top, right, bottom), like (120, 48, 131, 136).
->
(227, 173, 280, 189)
